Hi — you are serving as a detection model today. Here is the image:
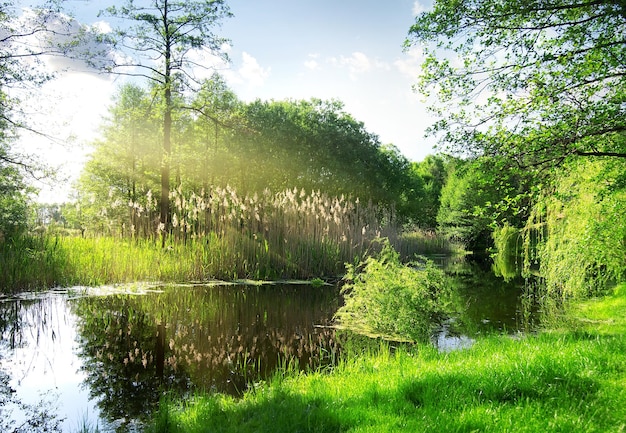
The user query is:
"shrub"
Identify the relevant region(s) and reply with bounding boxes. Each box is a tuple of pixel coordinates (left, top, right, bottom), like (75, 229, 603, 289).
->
(334, 239, 450, 343)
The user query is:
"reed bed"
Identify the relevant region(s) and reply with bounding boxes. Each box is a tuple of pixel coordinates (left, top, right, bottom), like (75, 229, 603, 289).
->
(2, 186, 459, 292)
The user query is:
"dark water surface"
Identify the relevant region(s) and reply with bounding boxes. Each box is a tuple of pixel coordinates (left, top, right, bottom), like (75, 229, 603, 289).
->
(0, 258, 531, 432)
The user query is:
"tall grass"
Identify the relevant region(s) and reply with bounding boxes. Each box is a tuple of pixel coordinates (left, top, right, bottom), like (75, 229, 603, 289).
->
(1, 186, 459, 292)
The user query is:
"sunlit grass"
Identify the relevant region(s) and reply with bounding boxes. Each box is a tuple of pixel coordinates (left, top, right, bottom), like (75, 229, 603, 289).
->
(147, 288, 626, 433)
(2, 186, 461, 292)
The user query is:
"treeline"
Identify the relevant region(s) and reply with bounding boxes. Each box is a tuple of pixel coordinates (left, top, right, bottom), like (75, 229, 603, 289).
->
(23, 74, 459, 240)
(62, 76, 430, 235)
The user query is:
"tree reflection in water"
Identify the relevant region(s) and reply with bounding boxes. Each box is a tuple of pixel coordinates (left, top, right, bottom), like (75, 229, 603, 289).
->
(71, 283, 340, 429)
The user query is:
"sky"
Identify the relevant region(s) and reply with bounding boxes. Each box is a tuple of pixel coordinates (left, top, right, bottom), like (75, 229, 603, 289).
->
(16, 0, 435, 202)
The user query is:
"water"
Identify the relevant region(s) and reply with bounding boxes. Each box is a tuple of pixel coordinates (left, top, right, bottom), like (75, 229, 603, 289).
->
(0, 259, 532, 432)
(0, 283, 340, 432)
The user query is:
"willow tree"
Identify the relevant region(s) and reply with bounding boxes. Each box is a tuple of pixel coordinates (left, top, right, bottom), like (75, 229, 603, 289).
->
(100, 0, 232, 241)
(407, 0, 626, 171)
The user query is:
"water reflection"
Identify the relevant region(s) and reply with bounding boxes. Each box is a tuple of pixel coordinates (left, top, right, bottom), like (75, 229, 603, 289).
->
(433, 254, 538, 350)
(0, 262, 538, 431)
(71, 284, 340, 429)
(0, 293, 101, 432)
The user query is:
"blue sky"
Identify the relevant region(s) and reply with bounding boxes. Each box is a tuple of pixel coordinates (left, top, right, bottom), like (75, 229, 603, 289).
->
(21, 0, 434, 201)
(219, 0, 433, 160)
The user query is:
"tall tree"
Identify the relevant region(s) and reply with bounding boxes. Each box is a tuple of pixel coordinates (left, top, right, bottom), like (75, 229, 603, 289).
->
(100, 0, 232, 241)
(407, 0, 626, 171)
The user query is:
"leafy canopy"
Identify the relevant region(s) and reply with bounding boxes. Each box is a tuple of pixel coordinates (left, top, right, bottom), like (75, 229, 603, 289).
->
(407, 0, 626, 170)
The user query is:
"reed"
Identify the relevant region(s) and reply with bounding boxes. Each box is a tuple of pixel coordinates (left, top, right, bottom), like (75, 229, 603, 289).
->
(2, 186, 457, 291)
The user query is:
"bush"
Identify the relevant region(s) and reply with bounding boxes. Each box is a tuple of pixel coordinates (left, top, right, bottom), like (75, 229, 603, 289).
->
(334, 239, 450, 343)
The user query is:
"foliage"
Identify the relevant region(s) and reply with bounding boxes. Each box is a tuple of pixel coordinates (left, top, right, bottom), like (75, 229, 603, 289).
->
(0, 1, 88, 177)
(98, 0, 233, 234)
(521, 159, 626, 299)
(77, 83, 432, 229)
(436, 157, 529, 250)
(148, 289, 626, 433)
(407, 0, 626, 172)
(410, 154, 450, 229)
(238, 99, 425, 222)
(0, 146, 30, 239)
(335, 240, 449, 343)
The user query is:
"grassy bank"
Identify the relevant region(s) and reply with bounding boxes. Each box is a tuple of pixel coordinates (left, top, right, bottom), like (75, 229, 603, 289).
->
(0, 231, 461, 293)
(147, 286, 626, 433)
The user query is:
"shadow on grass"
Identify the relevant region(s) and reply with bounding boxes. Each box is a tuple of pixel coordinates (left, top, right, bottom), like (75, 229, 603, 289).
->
(401, 367, 598, 409)
(150, 388, 348, 433)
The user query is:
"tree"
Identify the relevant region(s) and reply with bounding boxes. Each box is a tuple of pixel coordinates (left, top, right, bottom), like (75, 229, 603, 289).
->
(77, 83, 161, 235)
(407, 0, 626, 171)
(437, 157, 529, 250)
(0, 0, 78, 175)
(187, 72, 240, 191)
(412, 154, 450, 229)
(0, 1, 82, 238)
(238, 99, 409, 205)
(100, 0, 232, 241)
(0, 144, 30, 238)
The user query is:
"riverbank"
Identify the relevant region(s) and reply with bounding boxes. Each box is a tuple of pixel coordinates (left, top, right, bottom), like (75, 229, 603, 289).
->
(147, 285, 626, 433)
(0, 232, 462, 293)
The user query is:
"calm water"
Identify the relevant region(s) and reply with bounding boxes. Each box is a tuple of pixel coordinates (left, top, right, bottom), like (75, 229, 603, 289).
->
(0, 258, 531, 432)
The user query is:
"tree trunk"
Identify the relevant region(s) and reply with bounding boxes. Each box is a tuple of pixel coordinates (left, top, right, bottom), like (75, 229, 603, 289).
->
(160, 2, 172, 248)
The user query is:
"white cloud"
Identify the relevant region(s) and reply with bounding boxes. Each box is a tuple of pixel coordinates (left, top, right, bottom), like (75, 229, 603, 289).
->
(185, 45, 231, 82)
(394, 47, 424, 79)
(237, 52, 271, 87)
(328, 52, 391, 80)
(304, 53, 321, 71)
(90, 20, 112, 34)
(341, 51, 371, 77)
(412, 1, 427, 16)
(304, 59, 319, 70)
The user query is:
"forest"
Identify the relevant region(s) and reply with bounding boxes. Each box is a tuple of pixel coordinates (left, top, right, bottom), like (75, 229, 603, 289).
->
(0, 0, 625, 432)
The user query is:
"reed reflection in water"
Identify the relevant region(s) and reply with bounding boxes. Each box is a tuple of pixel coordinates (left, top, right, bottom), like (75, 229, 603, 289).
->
(71, 283, 341, 429)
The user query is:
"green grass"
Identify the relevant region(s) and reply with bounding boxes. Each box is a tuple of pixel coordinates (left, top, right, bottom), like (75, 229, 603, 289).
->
(1, 229, 458, 293)
(147, 286, 626, 433)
